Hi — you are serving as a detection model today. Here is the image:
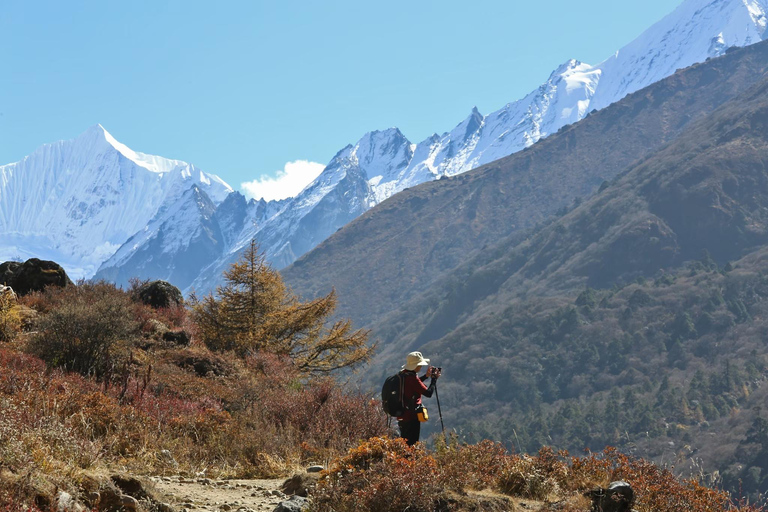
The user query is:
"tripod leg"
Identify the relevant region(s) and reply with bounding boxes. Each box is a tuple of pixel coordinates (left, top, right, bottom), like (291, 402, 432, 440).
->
(435, 382, 445, 434)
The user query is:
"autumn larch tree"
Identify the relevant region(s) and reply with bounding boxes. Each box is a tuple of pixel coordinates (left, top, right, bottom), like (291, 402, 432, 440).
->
(192, 239, 374, 374)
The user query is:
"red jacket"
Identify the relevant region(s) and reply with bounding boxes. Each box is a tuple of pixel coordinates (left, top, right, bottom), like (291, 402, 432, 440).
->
(398, 370, 435, 422)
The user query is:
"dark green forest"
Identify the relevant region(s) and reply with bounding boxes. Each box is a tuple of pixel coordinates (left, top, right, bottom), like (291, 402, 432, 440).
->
(423, 253, 768, 499)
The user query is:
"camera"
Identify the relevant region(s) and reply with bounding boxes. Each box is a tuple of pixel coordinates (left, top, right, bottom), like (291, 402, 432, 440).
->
(430, 366, 442, 378)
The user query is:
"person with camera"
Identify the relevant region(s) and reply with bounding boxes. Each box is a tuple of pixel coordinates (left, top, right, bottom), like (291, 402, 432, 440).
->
(397, 351, 441, 446)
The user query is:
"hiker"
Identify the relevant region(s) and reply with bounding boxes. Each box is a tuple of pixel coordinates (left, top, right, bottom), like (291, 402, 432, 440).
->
(397, 351, 441, 445)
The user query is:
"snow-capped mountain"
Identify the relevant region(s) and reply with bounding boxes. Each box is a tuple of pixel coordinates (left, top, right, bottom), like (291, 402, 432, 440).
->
(0, 124, 232, 278)
(181, 0, 768, 294)
(7, 0, 768, 292)
(183, 130, 404, 293)
(589, 0, 768, 112)
(377, 0, 768, 184)
(95, 186, 289, 291)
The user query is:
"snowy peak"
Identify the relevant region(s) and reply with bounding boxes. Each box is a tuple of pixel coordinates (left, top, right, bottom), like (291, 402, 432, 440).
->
(60, 123, 171, 174)
(73, 123, 113, 150)
(68, 125, 234, 199)
(83, 124, 185, 175)
(589, 0, 768, 110)
(0, 125, 233, 279)
(353, 128, 413, 196)
(550, 59, 585, 79)
(354, 128, 411, 169)
(457, 107, 484, 140)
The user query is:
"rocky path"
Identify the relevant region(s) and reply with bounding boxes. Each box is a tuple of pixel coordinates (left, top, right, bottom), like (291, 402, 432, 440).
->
(148, 476, 303, 512)
(145, 473, 544, 512)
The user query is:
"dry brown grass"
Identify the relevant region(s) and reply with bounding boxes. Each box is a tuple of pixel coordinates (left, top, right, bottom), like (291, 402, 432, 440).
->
(312, 438, 764, 512)
(0, 282, 388, 509)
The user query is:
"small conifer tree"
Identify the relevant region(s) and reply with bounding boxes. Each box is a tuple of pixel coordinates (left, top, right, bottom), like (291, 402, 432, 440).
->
(192, 239, 374, 373)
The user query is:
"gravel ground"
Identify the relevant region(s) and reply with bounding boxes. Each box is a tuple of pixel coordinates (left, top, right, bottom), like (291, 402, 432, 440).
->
(148, 476, 293, 512)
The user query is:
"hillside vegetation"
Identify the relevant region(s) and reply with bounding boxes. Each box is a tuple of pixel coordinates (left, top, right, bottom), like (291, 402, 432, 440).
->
(279, 39, 768, 504)
(0, 270, 763, 512)
(347, 48, 768, 503)
(0, 251, 386, 510)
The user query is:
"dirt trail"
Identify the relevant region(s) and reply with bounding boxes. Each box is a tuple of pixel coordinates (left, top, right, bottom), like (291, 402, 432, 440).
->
(148, 476, 291, 512)
(147, 475, 553, 512)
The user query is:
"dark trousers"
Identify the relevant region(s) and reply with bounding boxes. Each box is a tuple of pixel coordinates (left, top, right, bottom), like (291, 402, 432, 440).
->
(398, 420, 421, 446)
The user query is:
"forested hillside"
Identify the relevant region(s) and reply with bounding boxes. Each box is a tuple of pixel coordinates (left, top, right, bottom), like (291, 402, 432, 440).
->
(360, 65, 768, 501)
(281, 40, 768, 502)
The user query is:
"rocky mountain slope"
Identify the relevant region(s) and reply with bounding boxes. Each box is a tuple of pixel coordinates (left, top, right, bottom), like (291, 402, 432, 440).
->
(284, 39, 768, 328)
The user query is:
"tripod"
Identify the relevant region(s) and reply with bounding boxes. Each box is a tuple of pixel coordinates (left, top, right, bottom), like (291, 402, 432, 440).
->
(434, 380, 445, 434)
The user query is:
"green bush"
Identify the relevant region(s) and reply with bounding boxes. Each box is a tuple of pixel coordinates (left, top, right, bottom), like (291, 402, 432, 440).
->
(26, 282, 140, 379)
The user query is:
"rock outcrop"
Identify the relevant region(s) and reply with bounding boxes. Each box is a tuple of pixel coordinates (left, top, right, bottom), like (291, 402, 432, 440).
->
(135, 280, 183, 309)
(0, 258, 72, 295)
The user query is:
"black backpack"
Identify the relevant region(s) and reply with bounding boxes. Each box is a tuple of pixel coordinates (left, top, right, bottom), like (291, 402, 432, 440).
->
(381, 372, 405, 417)
(585, 481, 634, 512)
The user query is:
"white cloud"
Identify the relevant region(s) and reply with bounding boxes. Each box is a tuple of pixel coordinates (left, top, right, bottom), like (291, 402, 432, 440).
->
(241, 160, 325, 202)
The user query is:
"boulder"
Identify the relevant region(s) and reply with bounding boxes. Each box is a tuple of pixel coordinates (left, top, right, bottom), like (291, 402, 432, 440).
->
(173, 353, 230, 377)
(119, 495, 139, 512)
(136, 280, 183, 309)
(162, 330, 191, 346)
(0, 258, 72, 295)
(111, 474, 150, 501)
(586, 481, 634, 512)
(97, 485, 141, 512)
(0, 262, 20, 286)
(56, 491, 85, 512)
(281, 473, 319, 497)
(274, 495, 309, 512)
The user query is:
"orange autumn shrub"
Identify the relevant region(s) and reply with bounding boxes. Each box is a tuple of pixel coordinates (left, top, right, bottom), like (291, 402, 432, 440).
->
(314, 437, 442, 512)
(433, 436, 509, 491)
(0, 343, 387, 481)
(567, 447, 749, 512)
(312, 438, 765, 512)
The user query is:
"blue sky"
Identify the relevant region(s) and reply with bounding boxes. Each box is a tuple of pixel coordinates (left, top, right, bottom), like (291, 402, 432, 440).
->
(2, 0, 680, 200)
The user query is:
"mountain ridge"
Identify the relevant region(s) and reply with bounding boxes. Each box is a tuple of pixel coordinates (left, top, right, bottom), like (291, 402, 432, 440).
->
(5, 0, 768, 291)
(284, 39, 768, 329)
(162, 0, 768, 294)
